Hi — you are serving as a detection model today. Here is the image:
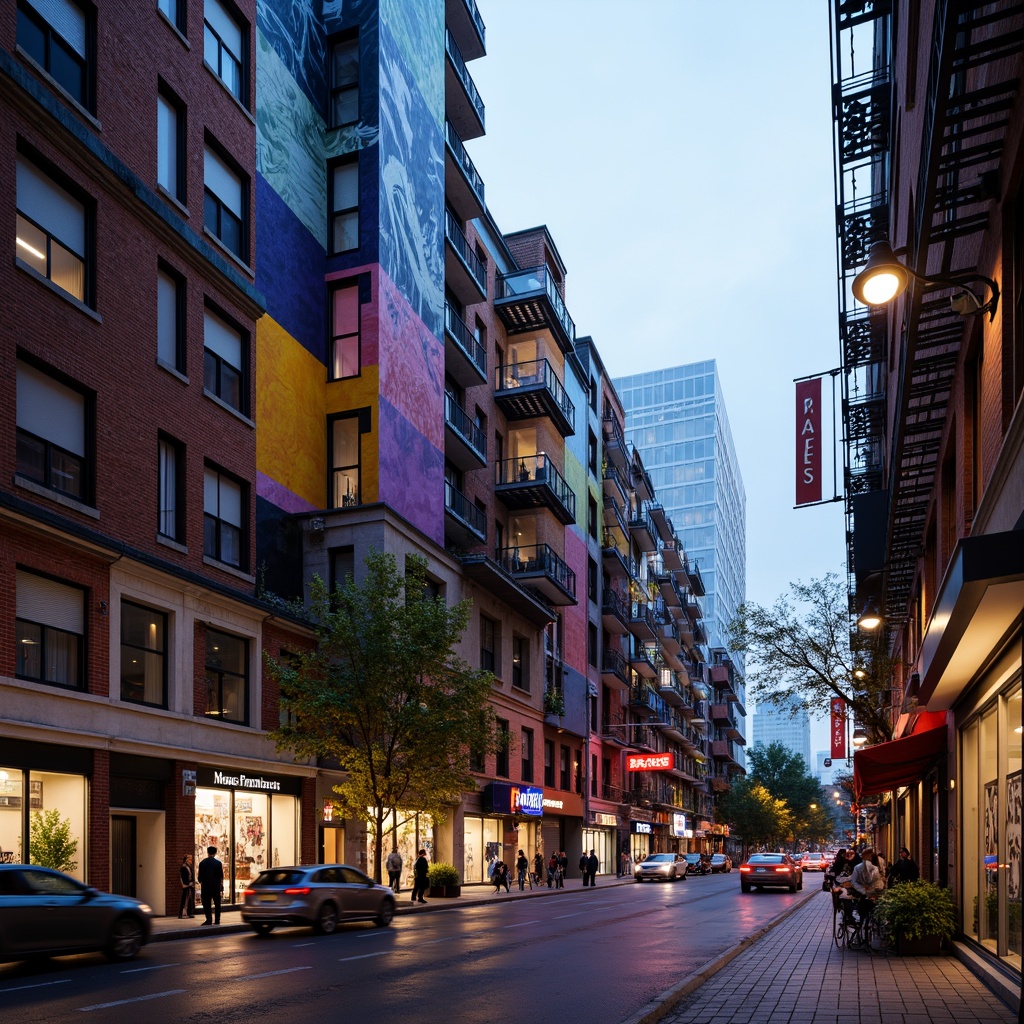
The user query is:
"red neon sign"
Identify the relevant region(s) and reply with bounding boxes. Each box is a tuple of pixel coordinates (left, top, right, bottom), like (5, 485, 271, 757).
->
(795, 377, 822, 505)
(627, 753, 673, 772)
(831, 697, 847, 760)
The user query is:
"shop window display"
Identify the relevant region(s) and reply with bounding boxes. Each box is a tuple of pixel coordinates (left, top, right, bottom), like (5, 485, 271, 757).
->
(0, 768, 25, 863)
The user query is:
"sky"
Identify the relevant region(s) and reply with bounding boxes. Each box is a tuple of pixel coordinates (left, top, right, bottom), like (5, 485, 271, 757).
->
(469, 1, 846, 756)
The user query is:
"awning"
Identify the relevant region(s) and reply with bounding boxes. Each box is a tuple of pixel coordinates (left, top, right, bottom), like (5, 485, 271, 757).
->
(853, 716, 947, 801)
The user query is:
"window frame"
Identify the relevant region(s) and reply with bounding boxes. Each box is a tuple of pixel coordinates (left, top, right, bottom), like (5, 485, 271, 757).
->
(328, 31, 359, 128)
(158, 0, 187, 35)
(15, 568, 86, 691)
(204, 627, 249, 725)
(203, 463, 246, 568)
(328, 411, 362, 508)
(329, 156, 359, 255)
(157, 261, 186, 373)
(480, 613, 497, 673)
(521, 727, 534, 783)
(203, 140, 248, 262)
(329, 279, 361, 380)
(203, 0, 247, 105)
(495, 718, 510, 778)
(16, 0, 94, 111)
(203, 304, 248, 415)
(511, 634, 528, 692)
(120, 600, 169, 708)
(158, 433, 185, 542)
(157, 83, 187, 204)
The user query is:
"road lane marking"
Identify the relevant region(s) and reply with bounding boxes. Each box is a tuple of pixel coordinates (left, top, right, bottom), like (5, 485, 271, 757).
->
(2, 980, 71, 993)
(121, 964, 179, 974)
(79, 990, 186, 1011)
(554, 912, 586, 919)
(503, 920, 541, 929)
(237, 967, 312, 981)
(339, 951, 389, 963)
(292, 942, 317, 947)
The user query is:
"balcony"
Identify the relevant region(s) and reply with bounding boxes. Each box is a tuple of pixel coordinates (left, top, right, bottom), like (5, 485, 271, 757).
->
(683, 592, 703, 623)
(495, 455, 575, 525)
(656, 569, 684, 611)
(444, 393, 486, 469)
(602, 415, 628, 471)
(445, 209, 486, 306)
(601, 543, 629, 581)
(445, 0, 485, 64)
(601, 588, 630, 635)
(602, 494, 628, 544)
(630, 684, 667, 721)
(628, 509, 657, 553)
(443, 302, 487, 387)
(444, 120, 485, 223)
(444, 480, 485, 547)
(444, 28, 484, 140)
(657, 670, 689, 708)
(602, 461, 628, 505)
(627, 600, 656, 642)
(496, 542, 576, 605)
(710, 740, 744, 773)
(710, 703, 731, 726)
(630, 643, 657, 679)
(646, 502, 674, 544)
(494, 358, 575, 437)
(460, 554, 554, 627)
(659, 619, 682, 659)
(661, 537, 684, 573)
(600, 647, 630, 691)
(684, 557, 706, 597)
(494, 266, 576, 354)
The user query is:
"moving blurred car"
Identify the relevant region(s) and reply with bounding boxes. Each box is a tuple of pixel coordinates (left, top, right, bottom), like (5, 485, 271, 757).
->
(0, 864, 152, 962)
(800, 852, 827, 871)
(633, 853, 687, 883)
(709, 853, 732, 874)
(241, 864, 396, 934)
(684, 853, 709, 875)
(739, 853, 803, 893)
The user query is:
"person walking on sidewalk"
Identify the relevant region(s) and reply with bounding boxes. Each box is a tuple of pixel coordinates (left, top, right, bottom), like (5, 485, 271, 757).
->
(411, 849, 429, 904)
(586, 850, 599, 887)
(386, 848, 403, 893)
(558, 851, 568, 887)
(178, 853, 195, 919)
(547, 853, 558, 888)
(533, 851, 544, 886)
(516, 850, 529, 890)
(197, 846, 223, 925)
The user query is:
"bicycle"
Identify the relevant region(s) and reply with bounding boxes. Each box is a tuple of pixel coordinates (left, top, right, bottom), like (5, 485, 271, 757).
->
(832, 891, 893, 954)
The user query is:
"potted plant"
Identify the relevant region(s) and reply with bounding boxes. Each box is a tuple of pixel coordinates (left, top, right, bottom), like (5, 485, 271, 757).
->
(874, 879, 956, 955)
(427, 862, 461, 898)
(543, 688, 565, 717)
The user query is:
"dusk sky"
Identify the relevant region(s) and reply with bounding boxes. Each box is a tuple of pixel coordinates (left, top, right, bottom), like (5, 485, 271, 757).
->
(470, 1, 846, 754)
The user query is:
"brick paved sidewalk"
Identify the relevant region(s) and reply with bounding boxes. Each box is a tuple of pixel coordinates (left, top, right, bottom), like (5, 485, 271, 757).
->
(647, 891, 1018, 1024)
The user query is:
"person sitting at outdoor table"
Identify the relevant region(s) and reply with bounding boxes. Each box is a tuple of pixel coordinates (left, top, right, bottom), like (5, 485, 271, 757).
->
(850, 847, 885, 919)
(886, 846, 920, 886)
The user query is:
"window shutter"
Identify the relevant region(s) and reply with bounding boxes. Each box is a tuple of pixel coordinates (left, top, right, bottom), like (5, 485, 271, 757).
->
(157, 96, 178, 194)
(16, 360, 85, 456)
(205, 0, 242, 55)
(25, 0, 86, 56)
(157, 270, 178, 365)
(219, 476, 242, 527)
(332, 162, 358, 211)
(333, 284, 359, 335)
(204, 466, 219, 516)
(204, 309, 242, 370)
(204, 147, 242, 217)
(16, 570, 84, 633)
(16, 158, 85, 256)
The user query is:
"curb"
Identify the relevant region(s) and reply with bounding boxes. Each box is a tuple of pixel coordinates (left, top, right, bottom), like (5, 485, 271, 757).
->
(617, 890, 818, 1024)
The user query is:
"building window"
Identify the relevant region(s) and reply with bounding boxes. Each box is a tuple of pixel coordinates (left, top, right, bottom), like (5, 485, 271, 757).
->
(591, 753, 598, 797)
(158, 434, 185, 541)
(158, 0, 186, 34)
(588, 430, 598, 475)
(329, 33, 359, 127)
(588, 622, 598, 668)
(330, 158, 359, 253)
(588, 495, 598, 540)
(203, 306, 246, 413)
(16, 155, 88, 303)
(157, 86, 186, 203)
(495, 719, 510, 778)
(16, 357, 90, 502)
(204, 143, 246, 260)
(330, 415, 360, 507)
(157, 263, 185, 372)
(17, 0, 91, 109)
(121, 601, 168, 707)
(203, 464, 244, 567)
(544, 739, 555, 787)
(480, 614, 497, 672)
(15, 569, 85, 690)
(203, 0, 245, 103)
(588, 556, 598, 602)
(521, 727, 534, 783)
(559, 745, 570, 790)
(330, 281, 360, 379)
(205, 627, 248, 724)
(511, 635, 528, 691)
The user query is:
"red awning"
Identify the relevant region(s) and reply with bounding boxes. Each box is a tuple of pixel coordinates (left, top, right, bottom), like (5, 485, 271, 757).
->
(853, 716, 947, 801)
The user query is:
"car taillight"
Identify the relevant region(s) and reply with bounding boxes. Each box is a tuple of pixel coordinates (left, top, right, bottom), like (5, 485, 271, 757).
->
(284, 887, 311, 895)
(774, 867, 789, 873)
(739, 866, 751, 873)
(243, 888, 256, 896)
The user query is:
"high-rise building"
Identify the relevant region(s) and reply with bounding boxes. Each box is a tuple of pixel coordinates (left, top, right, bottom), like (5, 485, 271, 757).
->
(752, 696, 812, 770)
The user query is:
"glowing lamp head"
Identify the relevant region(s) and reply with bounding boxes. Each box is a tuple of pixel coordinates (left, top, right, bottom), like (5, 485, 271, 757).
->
(852, 240, 910, 306)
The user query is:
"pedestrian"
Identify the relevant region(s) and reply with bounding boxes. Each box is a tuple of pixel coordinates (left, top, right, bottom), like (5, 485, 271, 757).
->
(487, 853, 497, 884)
(533, 851, 544, 886)
(386, 847, 403, 893)
(558, 851, 568, 887)
(887, 846, 920, 886)
(411, 848, 429, 904)
(547, 853, 558, 888)
(850, 846, 884, 920)
(178, 853, 195, 919)
(579, 852, 588, 880)
(196, 845, 224, 926)
(516, 849, 529, 890)
(619, 850, 628, 877)
(586, 849, 599, 887)
(494, 860, 510, 892)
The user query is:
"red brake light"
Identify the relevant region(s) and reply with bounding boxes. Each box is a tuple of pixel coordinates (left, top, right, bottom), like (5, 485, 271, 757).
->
(739, 865, 751, 873)
(774, 866, 789, 873)
(243, 888, 255, 896)
(284, 887, 311, 895)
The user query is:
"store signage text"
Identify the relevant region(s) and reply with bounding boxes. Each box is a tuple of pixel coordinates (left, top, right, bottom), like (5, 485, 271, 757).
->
(632, 821, 654, 835)
(795, 377, 822, 505)
(542, 797, 564, 810)
(672, 812, 688, 837)
(511, 785, 543, 816)
(627, 753, 673, 772)
(484, 781, 543, 817)
(831, 697, 847, 760)
(213, 770, 282, 792)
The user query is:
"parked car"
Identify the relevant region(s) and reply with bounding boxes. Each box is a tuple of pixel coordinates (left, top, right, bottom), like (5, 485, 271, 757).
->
(709, 853, 732, 873)
(0, 864, 152, 962)
(738, 853, 803, 893)
(684, 853, 709, 875)
(241, 864, 396, 934)
(634, 853, 688, 883)
(800, 852, 827, 871)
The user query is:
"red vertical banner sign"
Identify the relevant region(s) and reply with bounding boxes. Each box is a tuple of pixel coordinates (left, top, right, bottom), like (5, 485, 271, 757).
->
(831, 697, 847, 760)
(795, 377, 822, 505)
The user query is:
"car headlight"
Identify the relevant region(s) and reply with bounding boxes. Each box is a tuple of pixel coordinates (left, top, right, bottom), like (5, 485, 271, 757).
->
(137, 904, 153, 915)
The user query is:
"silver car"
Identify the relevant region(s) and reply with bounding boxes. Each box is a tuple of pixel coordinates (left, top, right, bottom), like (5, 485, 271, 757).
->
(241, 864, 396, 934)
(634, 853, 687, 882)
(0, 864, 152, 962)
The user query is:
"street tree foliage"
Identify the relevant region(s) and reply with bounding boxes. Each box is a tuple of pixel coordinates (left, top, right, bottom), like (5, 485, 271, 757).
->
(269, 551, 498, 883)
(729, 573, 897, 743)
(716, 781, 794, 854)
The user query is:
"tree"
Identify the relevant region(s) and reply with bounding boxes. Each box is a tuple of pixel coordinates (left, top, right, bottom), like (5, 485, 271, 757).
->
(269, 550, 499, 883)
(716, 780, 794, 855)
(29, 809, 78, 872)
(746, 743, 829, 847)
(729, 573, 897, 743)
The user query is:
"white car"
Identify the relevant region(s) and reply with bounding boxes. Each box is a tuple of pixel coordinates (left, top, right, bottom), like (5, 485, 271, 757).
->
(634, 853, 687, 882)
(801, 852, 827, 871)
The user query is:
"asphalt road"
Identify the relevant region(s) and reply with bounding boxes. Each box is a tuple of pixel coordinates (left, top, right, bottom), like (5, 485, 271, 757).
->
(0, 873, 812, 1024)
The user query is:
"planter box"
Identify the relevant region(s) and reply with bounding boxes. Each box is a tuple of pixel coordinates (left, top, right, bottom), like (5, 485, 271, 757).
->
(427, 885, 461, 898)
(896, 931, 943, 956)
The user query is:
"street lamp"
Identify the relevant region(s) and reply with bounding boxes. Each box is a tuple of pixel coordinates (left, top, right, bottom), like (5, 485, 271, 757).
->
(852, 238, 1000, 320)
(857, 598, 882, 631)
(852, 727, 869, 747)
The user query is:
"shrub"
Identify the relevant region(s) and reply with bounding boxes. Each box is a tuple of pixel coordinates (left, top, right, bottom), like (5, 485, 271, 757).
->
(543, 689, 565, 716)
(29, 809, 79, 873)
(874, 879, 956, 943)
(427, 862, 460, 887)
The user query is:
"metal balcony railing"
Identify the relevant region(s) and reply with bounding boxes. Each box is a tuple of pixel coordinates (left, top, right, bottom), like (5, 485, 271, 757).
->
(444, 392, 486, 459)
(444, 302, 487, 377)
(444, 28, 485, 126)
(494, 357, 575, 433)
(444, 480, 485, 537)
(444, 119, 485, 206)
(496, 542, 576, 600)
(444, 209, 486, 290)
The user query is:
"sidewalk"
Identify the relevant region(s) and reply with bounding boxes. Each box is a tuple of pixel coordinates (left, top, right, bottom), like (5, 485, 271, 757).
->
(629, 889, 1020, 1024)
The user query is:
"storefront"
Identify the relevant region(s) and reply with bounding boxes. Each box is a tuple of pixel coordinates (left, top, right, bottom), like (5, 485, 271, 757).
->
(630, 818, 654, 864)
(367, 807, 433, 889)
(194, 767, 302, 904)
(461, 782, 544, 885)
(581, 824, 615, 876)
